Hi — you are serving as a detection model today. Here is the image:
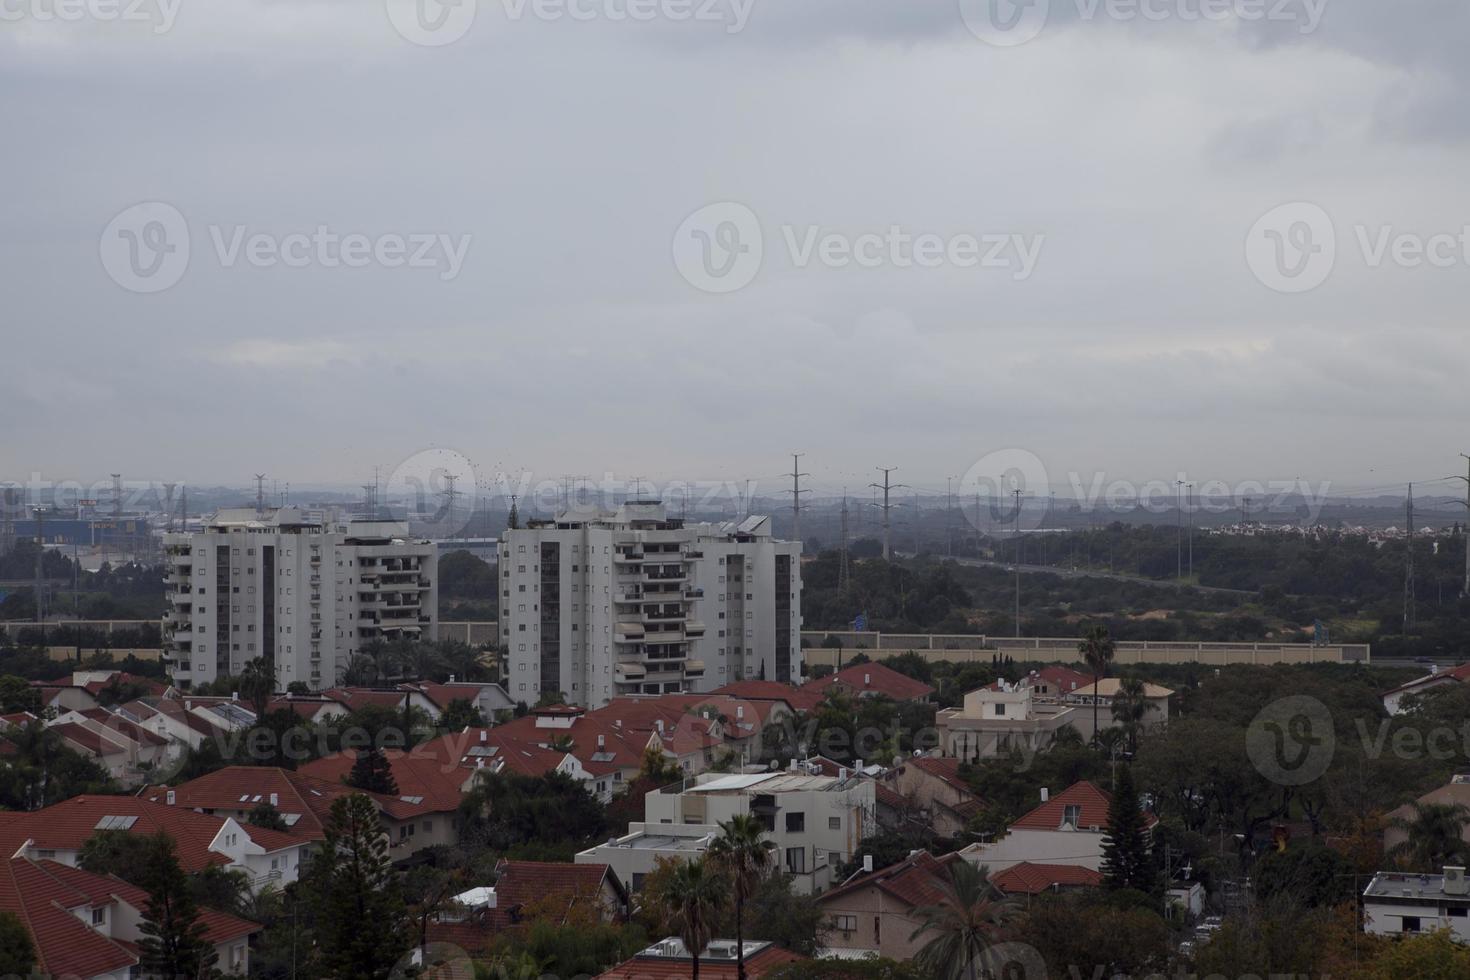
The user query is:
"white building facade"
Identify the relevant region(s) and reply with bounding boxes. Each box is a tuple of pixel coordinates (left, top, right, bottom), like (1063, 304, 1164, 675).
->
(499, 503, 802, 707)
(163, 507, 438, 691)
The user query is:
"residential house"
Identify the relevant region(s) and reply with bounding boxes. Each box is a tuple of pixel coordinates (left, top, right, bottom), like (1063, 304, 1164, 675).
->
(0, 854, 259, 978)
(990, 861, 1103, 899)
(1384, 774, 1470, 858)
(1363, 867, 1470, 940)
(48, 707, 173, 786)
(711, 679, 826, 714)
(578, 765, 875, 894)
(816, 850, 959, 960)
(808, 663, 935, 703)
(399, 679, 515, 721)
(959, 780, 1156, 874)
(0, 794, 312, 894)
(1382, 664, 1470, 715)
(875, 755, 985, 838)
(426, 860, 627, 954)
(145, 764, 449, 860)
(596, 938, 804, 978)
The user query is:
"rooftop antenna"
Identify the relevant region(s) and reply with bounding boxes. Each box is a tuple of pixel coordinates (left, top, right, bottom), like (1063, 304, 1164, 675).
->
(254, 474, 267, 517)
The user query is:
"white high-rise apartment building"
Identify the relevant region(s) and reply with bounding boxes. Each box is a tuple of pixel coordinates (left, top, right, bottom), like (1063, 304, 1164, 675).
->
(499, 501, 802, 707)
(162, 507, 438, 691)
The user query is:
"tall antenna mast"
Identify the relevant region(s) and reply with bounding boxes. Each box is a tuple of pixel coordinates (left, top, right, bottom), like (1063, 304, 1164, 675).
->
(254, 474, 267, 517)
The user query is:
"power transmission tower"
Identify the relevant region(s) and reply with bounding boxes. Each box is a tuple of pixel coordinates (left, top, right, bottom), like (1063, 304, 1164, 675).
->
(1405, 484, 1416, 633)
(1455, 454, 1470, 597)
(441, 474, 461, 539)
(162, 483, 177, 533)
(869, 468, 906, 561)
(839, 491, 851, 592)
(784, 453, 809, 551)
(1013, 488, 1023, 638)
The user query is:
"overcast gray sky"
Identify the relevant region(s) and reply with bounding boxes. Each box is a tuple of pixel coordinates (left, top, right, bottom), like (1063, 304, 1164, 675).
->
(4, 0, 1468, 499)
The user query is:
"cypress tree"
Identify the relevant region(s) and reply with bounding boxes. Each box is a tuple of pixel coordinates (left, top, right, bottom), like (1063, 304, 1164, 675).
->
(347, 747, 399, 796)
(307, 793, 411, 980)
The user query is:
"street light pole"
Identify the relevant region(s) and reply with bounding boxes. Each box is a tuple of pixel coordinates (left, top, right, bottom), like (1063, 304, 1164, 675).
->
(1175, 481, 1184, 580)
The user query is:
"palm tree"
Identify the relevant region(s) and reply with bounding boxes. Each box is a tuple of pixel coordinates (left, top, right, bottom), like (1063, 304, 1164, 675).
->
(708, 815, 774, 980)
(1388, 802, 1470, 872)
(1109, 676, 1159, 753)
(663, 858, 725, 980)
(909, 861, 1017, 980)
(1078, 625, 1115, 745)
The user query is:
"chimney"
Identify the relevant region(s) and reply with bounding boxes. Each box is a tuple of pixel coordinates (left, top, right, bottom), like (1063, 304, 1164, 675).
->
(855, 758, 863, 771)
(185, 700, 192, 710)
(449, 674, 456, 684)
(166, 790, 176, 806)
(270, 793, 278, 806)
(736, 706, 744, 720)
(863, 673, 871, 686)
(863, 854, 874, 873)
(788, 758, 798, 771)
(597, 734, 606, 749)
(656, 719, 664, 735)
(1446, 866, 1469, 896)
(838, 767, 848, 781)
(1041, 787, 1050, 803)
(479, 730, 487, 743)
(231, 691, 239, 701)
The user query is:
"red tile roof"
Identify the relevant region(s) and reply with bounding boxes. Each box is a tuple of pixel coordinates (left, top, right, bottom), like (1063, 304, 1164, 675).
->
(0, 796, 243, 872)
(991, 862, 1102, 895)
(489, 860, 624, 927)
(321, 688, 414, 712)
(144, 766, 419, 838)
(808, 663, 935, 703)
(711, 680, 825, 713)
(1382, 664, 1470, 697)
(596, 941, 804, 978)
(51, 722, 129, 758)
(1009, 780, 1156, 832)
(818, 850, 958, 910)
(75, 709, 170, 747)
(300, 735, 478, 815)
(0, 855, 137, 979)
(35, 860, 259, 943)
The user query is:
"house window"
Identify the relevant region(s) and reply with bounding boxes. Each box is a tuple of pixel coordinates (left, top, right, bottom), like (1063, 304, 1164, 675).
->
(995, 703, 1006, 716)
(91, 907, 105, 925)
(874, 916, 881, 943)
(1062, 804, 1082, 829)
(828, 816, 841, 830)
(1403, 916, 1422, 933)
(832, 914, 856, 936)
(785, 847, 806, 874)
(785, 812, 805, 833)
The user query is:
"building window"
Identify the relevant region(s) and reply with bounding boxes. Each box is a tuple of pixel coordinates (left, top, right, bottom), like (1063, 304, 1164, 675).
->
(828, 816, 841, 830)
(785, 847, 806, 874)
(832, 914, 856, 936)
(1062, 804, 1082, 829)
(995, 703, 1006, 716)
(92, 907, 105, 925)
(1402, 916, 1422, 933)
(785, 812, 805, 833)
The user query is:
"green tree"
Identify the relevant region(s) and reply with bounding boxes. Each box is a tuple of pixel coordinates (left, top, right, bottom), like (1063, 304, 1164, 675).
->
(249, 800, 289, 832)
(438, 697, 485, 731)
(0, 674, 41, 714)
(307, 793, 410, 980)
(1100, 766, 1157, 895)
(136, 833, 219, 980)
(1078, 625, 1115, 744)
(708, 814, 775, 980)
(908, 861, 1016, 980)
(346, 747, 399, 795)
(1387, 802, 1470, 872)
(663, 857, 726, 980)
(190, 864, 250, 917)
(458, 770, 606, 851)
(1109, 676, 1158, 754)
(0, 909, 36, 976)
(238, 656, 275, 721)
(79, 829, 156, 884)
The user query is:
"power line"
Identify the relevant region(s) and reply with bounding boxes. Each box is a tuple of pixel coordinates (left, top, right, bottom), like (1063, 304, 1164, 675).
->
(869, 467, 907, 561)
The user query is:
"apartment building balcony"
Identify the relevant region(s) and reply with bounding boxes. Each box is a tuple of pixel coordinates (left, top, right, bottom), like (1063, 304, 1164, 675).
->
(615, 662, 647, 682)
(685, 660, 706, 677)
(309, 553, 321, 565)
(684, 587, 705, 599)
(643, 630, 685, 645)
(643, 567, 688, 583)
(685, 621, 707, 638)
(613, 549, 645, 564)
(615, 588, 645, 603)
(614, 623, 646, 643)
(640, 609, 686, 625)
